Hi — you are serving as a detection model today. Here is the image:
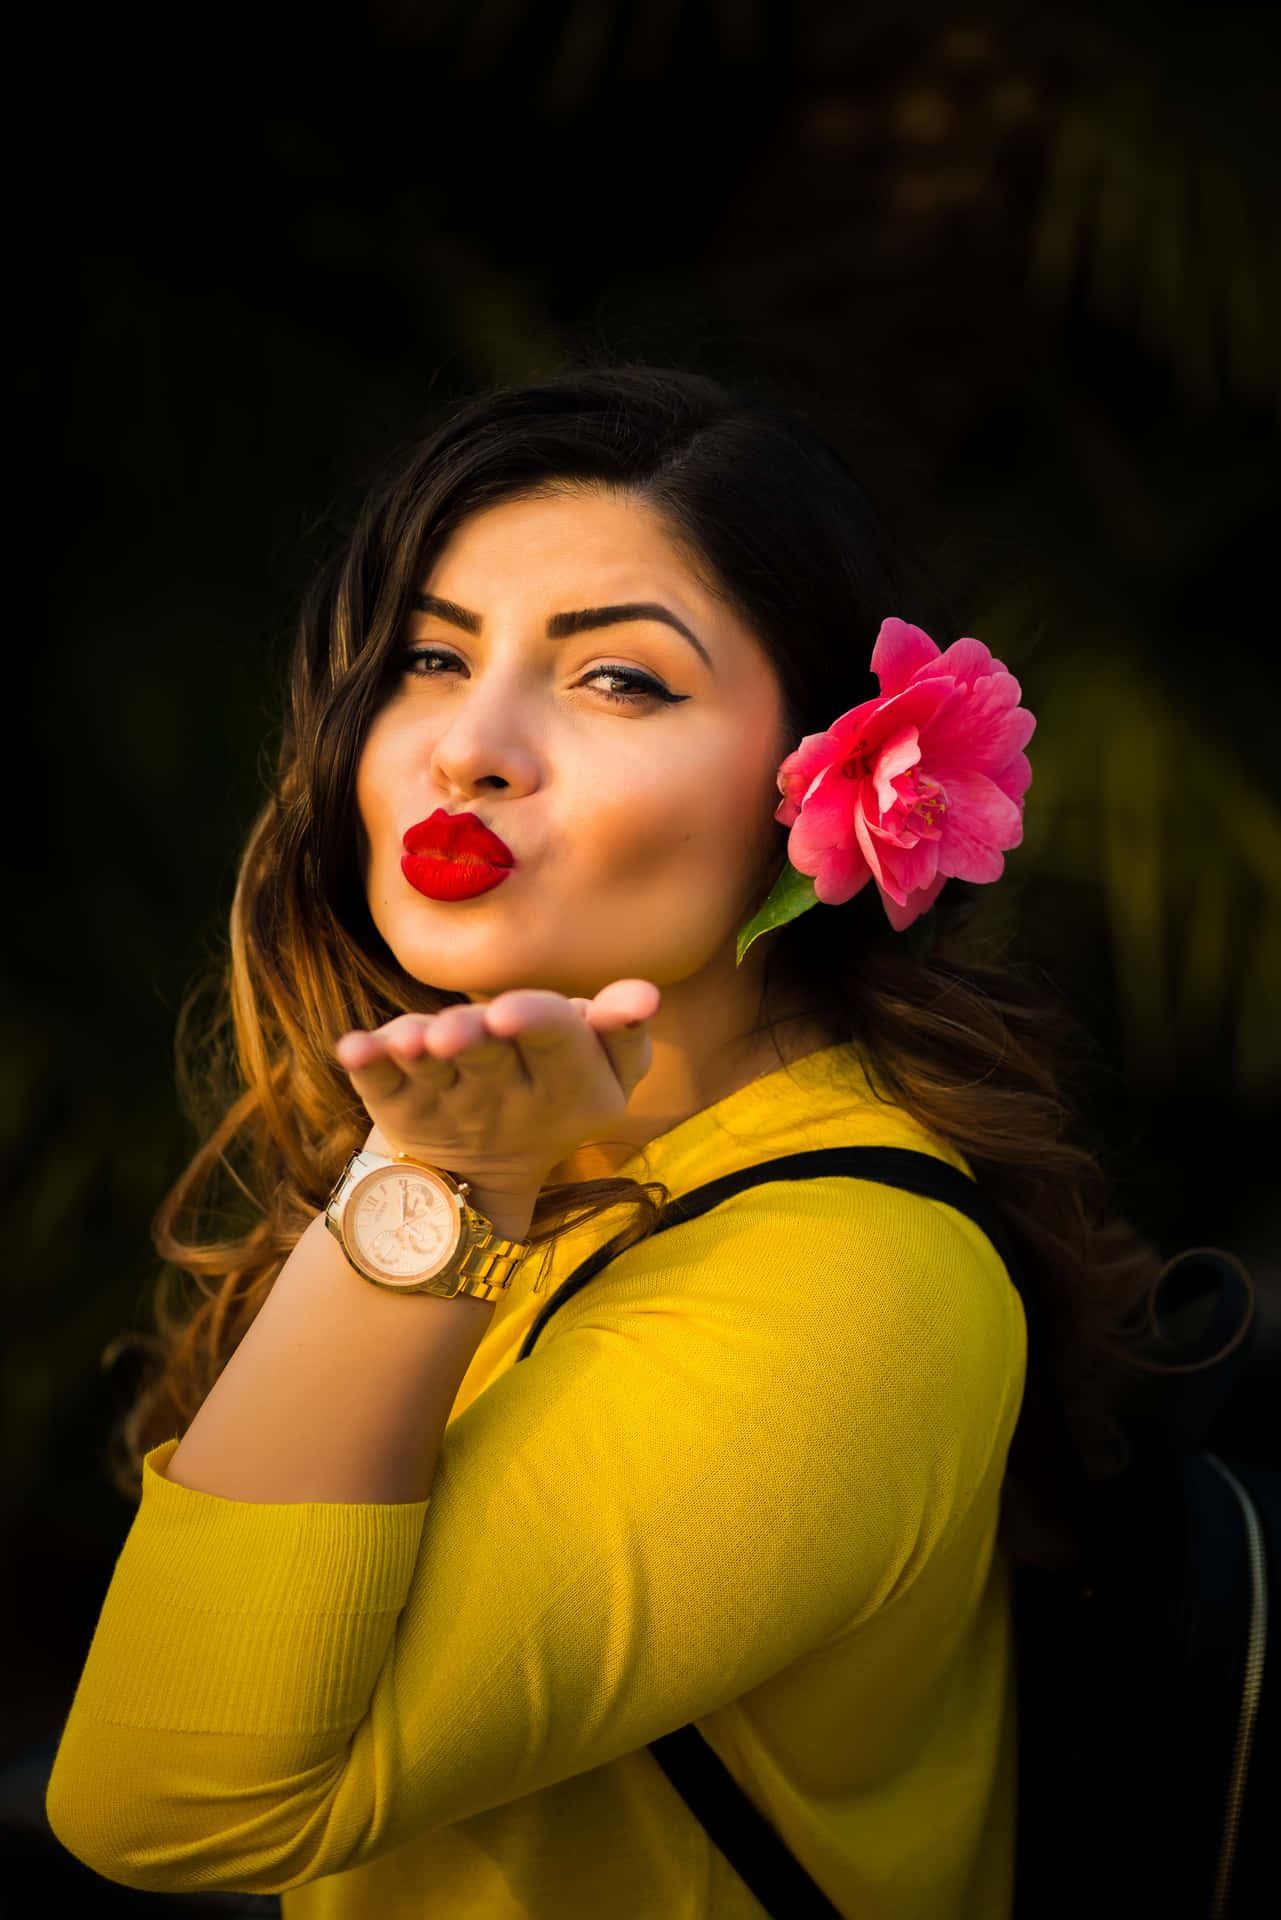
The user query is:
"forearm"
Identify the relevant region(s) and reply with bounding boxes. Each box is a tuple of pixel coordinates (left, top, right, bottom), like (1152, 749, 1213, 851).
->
(160, 987, 653, 1508)
(163, 1184, 533, 1505)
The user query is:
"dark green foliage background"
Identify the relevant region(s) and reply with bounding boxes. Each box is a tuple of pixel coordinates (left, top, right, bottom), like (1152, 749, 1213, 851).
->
(6, 0, 1279, 1760)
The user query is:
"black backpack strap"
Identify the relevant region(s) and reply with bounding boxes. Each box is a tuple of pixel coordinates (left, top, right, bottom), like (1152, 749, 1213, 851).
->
(513, 1146, 1021, 1919)
(648, 1725, 846, 1919)
(516, 1145, 1024, 1365)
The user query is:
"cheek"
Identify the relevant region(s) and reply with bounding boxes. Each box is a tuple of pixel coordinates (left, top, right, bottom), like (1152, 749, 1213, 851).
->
(581, 728, 783, 892)
(354, 720, 408, 865)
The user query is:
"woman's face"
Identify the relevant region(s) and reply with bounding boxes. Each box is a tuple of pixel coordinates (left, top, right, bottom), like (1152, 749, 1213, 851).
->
(356, 487, 792, 1001)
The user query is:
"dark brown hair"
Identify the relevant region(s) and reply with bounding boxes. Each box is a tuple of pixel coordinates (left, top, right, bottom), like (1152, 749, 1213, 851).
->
(107, 360, 1240, 1570)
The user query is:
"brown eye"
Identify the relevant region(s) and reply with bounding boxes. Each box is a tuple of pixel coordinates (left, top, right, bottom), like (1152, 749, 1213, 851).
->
(401, 646, 466, 678)
(582, 665, 689, 706)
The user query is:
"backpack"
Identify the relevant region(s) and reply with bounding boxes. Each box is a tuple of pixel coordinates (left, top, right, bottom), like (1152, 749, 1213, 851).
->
(513, 1147, 1278, 1920)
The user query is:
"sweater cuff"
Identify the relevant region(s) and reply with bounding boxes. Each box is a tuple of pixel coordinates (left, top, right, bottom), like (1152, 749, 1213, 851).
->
(67, 1439, 429, 1735)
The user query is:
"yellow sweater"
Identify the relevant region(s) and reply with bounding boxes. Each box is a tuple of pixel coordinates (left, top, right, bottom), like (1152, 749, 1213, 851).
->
(47, 1044, 1026, 1918)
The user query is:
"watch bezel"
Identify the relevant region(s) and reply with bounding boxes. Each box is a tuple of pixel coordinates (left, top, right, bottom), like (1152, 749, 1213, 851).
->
(340, 1161, 467, 1290)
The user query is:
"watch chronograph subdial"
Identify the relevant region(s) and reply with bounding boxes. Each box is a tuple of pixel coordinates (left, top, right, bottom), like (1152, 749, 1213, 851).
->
(352, 1170, 459, 1281)
(371, 1216, 448, 1266)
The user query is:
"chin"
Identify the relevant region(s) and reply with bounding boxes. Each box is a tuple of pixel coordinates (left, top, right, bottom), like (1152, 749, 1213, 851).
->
(396, 947, 606, 1002)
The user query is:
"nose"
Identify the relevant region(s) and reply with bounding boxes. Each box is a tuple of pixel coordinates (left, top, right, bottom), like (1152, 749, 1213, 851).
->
(428, 676, 542, 802)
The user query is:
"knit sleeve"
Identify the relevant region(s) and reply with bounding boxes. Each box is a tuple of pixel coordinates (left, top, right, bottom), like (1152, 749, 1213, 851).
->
(46, 1176, 1024, 1895)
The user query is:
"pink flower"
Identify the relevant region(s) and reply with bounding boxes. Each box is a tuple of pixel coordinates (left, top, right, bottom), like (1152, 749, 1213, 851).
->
(776, 618, 1035, 931)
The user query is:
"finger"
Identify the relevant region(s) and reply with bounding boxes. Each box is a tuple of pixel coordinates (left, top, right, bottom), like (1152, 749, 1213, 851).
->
(334, 1032, 411, 1103)
(583, 978, 662, 1031)
(579, 982, 659, 1098)
(478, 992, 595, 1091)
(481, 990, 582, 1050)
(446, 1021, 525, 1081)
(335, 1017, 453, 1094)
(417, 1003, 491, 1060)
(334, 1028, 385, 1070)
(380, 1013, 439, 1061)
(338, 1012, 444, 1066)
(592, 1020, 654, 1098)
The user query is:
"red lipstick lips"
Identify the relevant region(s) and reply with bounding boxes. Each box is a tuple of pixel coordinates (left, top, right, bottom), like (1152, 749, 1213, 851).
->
(401, 809, 516, 902)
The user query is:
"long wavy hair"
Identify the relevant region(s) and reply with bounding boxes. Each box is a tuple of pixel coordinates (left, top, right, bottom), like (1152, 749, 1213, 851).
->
(106, 359, 1243, 1570)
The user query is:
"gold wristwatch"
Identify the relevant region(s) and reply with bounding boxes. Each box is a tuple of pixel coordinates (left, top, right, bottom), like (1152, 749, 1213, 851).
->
(325, 1150, 530, 1301)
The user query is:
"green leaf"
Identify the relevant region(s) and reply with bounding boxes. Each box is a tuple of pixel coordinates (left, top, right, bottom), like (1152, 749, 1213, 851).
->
(736, 864, 819, 965)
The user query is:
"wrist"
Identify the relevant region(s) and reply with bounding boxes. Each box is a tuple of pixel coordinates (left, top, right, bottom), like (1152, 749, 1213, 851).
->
(465, 1191, 538, 1245)
(359, 1128, 538, 1244)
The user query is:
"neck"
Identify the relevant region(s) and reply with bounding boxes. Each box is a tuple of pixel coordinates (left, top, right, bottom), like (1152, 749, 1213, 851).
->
(547, 943, 833, 1185)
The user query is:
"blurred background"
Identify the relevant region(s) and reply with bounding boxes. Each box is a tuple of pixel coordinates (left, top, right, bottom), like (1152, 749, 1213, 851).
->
(6, 0, 1280, 1771)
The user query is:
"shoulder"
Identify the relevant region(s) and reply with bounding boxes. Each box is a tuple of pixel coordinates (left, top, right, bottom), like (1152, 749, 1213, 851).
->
(642, 1159, 1013, 1320)
(542, 1043, 1025, 1400)
(557, 1151, 1024, 1403)
(523, 1153, 1027, 1558)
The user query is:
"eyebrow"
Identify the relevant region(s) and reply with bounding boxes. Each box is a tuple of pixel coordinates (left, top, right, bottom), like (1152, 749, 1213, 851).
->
(410, 592, 712, 669)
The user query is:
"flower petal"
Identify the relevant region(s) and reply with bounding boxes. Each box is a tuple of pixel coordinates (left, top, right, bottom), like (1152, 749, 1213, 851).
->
(880, 835, 940, 900)
(931, 637, 995, 687)
(813, 850, 873, 906)
(788, 824, 873, 905)
(871, 618, 942, 696)
(879, 870, 947, 931)
(785, 763, 857, 853)
(860, 676, 956, 749)
(921, 674, 1036, 781)
(871, 726, 921, 813)
(778, 685, 952, 837)
(852, 792, 888, 888)
(993, 750, 1032, 805)
(936, 768, 1024, 882)
(776, 727, 843, 823)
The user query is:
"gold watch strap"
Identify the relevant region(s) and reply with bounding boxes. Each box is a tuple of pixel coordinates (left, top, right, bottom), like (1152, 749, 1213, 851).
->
(452, 1219, 531, 1300)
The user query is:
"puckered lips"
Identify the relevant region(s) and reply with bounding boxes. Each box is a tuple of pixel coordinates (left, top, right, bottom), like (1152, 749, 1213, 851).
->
(401, 809, 516, 901)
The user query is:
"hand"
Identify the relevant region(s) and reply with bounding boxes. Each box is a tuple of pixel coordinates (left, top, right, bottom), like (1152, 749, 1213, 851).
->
(333, 980, 660, 1232)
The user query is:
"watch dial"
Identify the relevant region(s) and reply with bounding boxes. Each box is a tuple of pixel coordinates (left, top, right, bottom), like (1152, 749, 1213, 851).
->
(350, 1169, 458, 1283)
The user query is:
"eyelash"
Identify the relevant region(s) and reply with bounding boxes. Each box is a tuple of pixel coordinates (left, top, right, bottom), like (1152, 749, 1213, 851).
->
(399, 646, 688, 707)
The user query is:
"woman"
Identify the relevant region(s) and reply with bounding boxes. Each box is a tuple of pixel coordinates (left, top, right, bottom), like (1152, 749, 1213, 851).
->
(45, 364, 1158, 1917)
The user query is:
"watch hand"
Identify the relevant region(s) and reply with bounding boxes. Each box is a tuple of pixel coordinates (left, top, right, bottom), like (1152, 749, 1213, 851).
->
(403, 1218, 444, 1255)
(399, 1179, 407, 1224)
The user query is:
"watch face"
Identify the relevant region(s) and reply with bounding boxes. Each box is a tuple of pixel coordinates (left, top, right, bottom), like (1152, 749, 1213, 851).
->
(347, 1166, 462, 1285)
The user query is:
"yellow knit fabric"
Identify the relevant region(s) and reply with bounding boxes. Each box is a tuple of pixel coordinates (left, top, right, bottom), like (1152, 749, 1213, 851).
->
(47, 1044, 1026, 1918)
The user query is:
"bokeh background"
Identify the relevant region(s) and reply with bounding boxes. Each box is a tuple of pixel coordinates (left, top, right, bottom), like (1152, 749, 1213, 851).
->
(7, 0, 1281, 1770)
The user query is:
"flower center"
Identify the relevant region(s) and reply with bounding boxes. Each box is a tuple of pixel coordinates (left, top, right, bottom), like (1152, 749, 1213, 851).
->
(909, 778, 946, 828)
